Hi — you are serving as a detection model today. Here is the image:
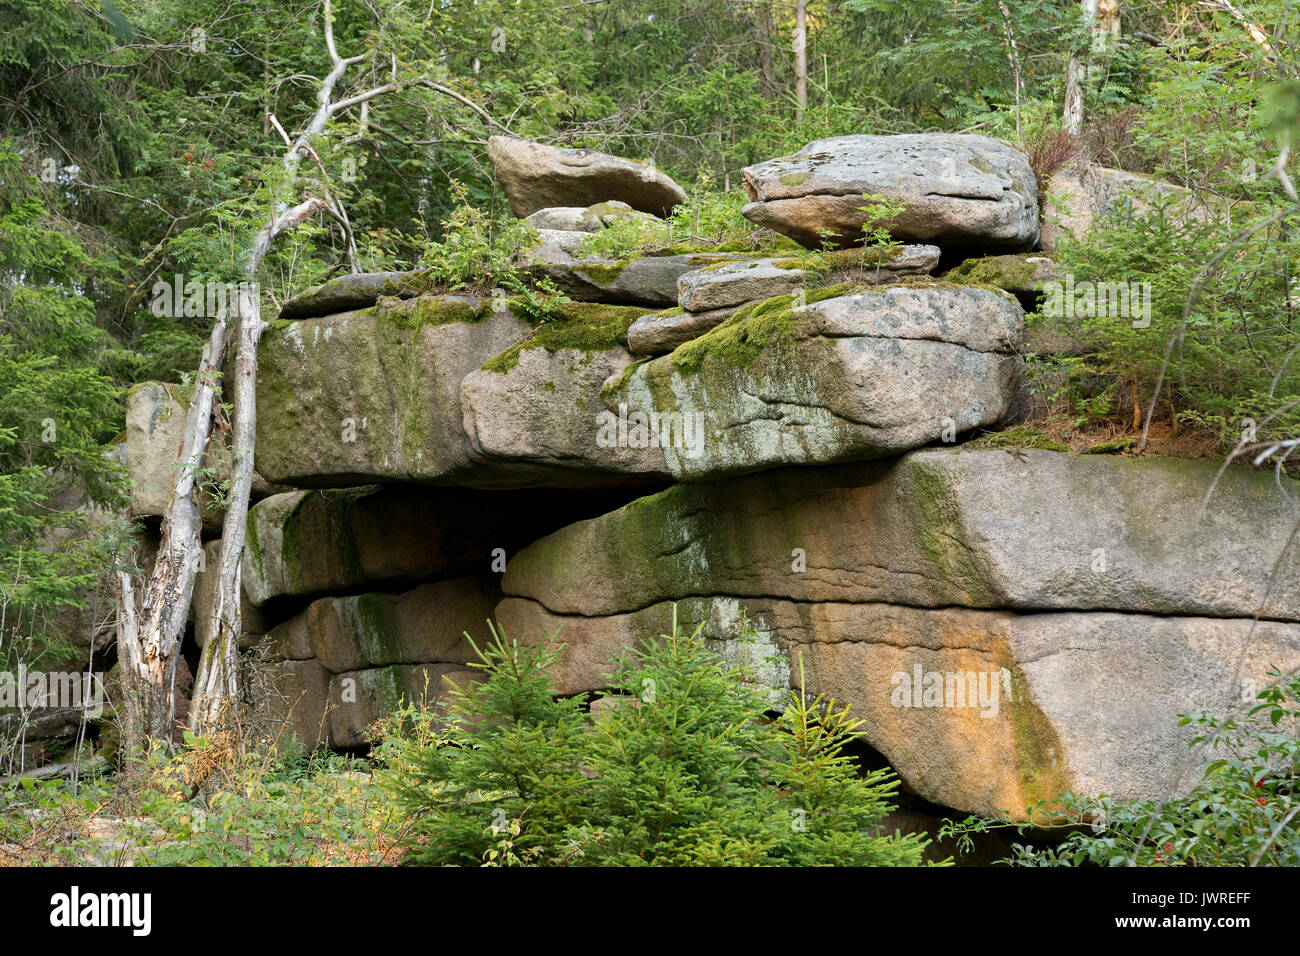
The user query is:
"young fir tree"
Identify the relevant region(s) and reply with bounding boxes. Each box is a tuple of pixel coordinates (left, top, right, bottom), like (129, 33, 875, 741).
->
(387, 624, 591, 866)
(387, 611, 934, 867)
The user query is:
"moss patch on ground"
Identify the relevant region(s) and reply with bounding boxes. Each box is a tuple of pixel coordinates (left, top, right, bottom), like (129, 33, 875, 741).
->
(967, 426, 1071, 453)
(481, 301, 646, 374)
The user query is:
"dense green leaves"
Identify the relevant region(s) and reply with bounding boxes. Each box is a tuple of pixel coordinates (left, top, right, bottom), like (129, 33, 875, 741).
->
(383, 614, 931, 867)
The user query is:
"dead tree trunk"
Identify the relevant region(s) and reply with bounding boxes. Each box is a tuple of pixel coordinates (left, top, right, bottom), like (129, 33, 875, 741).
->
(794, 0, 808, 124)
(1063, 0, 1101, 135)
(120, 319, 226, 743)
(189, 204, 319, 731)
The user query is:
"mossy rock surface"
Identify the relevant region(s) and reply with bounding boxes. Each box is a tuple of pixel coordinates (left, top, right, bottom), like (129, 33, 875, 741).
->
(943, 253, 1060, 293)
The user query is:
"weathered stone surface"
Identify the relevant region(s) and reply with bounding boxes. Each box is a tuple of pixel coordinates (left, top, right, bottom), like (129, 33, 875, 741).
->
(301, 575, 500, 673)
(943, 254, 1061, 293)
(606, 285, 1023, 480)
(525, 201, 657, 233)
(249, 658, 332, 749)
(488, 136, 686, 217)
(498, 449, 1300, 815)
(256, 295, 531, 486)
(626, 305, 745, 356)
(125, 382, 217, 527)
(526, 205, 604, 233)
(243, 483, 644, 605)
(461, 343, 669, 483)
(498, 594, 1300, 817)
(503, 449, 1300, 621)
(677, 245, 940, 313)
(741, 134, 1039, 249)
(279, 271, 425, 320)
(522, 229, 592, 265)
(192, 539, 267, 647)
(1041, 164, 1197, 252)
(328, 663, 475, 748)
(537, 253, 740, 306)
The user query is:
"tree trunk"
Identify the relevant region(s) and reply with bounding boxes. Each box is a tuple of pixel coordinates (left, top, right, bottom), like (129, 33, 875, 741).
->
(190, 283, 264, 730)
(120, 317, 227, 745)
(757, 2, 777, 100)
(794, 0, 808, 124)
(188, 199, 319, 733)
(1063, 0, 1100, 135)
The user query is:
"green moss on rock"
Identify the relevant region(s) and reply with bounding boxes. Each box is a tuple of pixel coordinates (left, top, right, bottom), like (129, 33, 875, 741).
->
(968, 426, 1070, 453)
(943, 254, 1043, 291)
(575, 259, 633, 286)
(482, 301, 645, 374)
(667, 283, 859, 378)
(365, 293, 490, 331)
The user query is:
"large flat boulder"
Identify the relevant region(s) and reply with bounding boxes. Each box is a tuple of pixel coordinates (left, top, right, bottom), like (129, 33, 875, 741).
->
(497, 449, 1300, 816)
(536, 253, 740, 306)
(497, 595, 1300, 818)
(255, 294, 531, 487)
(488, 136, 686, 218)
(461, 343, 669, 483)
(279, 271, 426, 320)
(741, 134, 1038, 249)
(502, 449, 1300, 621)
(604, 284, 1023, 480)
(296, 575, 499, 673)
(626, 305, 744, 356)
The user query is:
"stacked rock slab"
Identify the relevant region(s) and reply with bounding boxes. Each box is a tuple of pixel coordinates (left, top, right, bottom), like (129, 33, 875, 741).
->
(607, 284, 1023, 480)
(497, 449, 1300, 818)
(740, 133, 1039, 249)
(238, 133, 1288, 821)
(240, 483, 646, 747)
(626, 245, 942, 356)
(487, 136, 687, 217)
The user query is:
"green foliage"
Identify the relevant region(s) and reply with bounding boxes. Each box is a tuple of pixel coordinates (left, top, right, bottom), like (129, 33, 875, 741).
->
(0, 145, 130, 661)
(0, 739, 395, 866)
(1043, 190, 1300, 449)
(940, 669, 1300, 866)
(418, 184, 543, 293)
(382, 612, 931, 866)
(382, 624, 592, 867)
(576, 174, 798, 259)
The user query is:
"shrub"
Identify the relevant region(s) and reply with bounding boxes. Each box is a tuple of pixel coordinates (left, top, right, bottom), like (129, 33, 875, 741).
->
(382, 612, 933, 866)
(1037, 192, 1300, 451)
